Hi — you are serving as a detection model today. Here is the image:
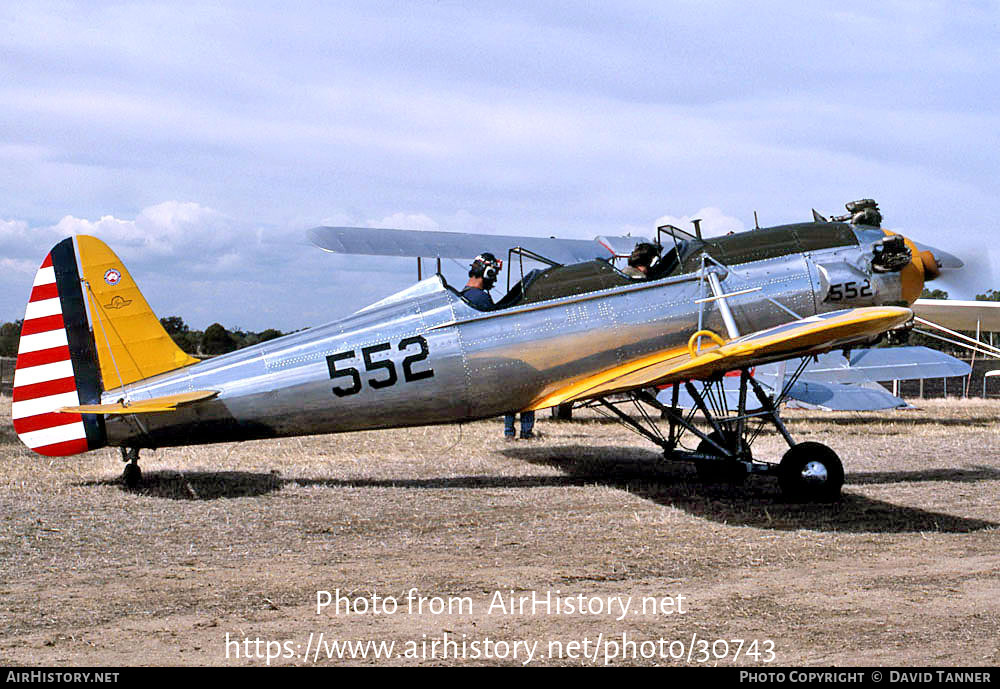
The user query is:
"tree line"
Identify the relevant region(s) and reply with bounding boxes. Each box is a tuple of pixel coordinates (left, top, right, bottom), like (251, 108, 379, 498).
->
(0, 316, 285, 358)
(158, 316, 285, 356)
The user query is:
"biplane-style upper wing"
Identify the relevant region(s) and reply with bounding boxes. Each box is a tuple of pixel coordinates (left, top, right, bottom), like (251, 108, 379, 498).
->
(526, 306, 913, 410)
(308, 226, 649, 264)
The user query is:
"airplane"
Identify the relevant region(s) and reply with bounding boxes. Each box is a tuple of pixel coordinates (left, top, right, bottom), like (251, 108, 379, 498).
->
(10, 199, 959, 502)
(655, 345, 972, 413)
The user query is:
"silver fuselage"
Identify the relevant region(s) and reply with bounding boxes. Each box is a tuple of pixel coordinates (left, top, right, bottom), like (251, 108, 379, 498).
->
(102, 225, 901, 448)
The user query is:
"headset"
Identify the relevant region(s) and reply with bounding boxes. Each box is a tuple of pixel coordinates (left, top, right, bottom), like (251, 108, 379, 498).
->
(470, 253, 502, 285)
(628, 242, 661, 269)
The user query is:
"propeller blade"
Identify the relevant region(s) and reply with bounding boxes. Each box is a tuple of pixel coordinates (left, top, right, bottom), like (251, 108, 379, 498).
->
(911, 241, 964, 271)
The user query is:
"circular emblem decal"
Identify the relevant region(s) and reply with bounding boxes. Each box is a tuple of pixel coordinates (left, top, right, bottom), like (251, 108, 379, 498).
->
(104, 269, 122, 286)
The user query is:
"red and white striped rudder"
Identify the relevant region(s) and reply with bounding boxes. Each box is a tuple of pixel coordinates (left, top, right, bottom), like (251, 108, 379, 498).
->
(12, 238, 106, 456)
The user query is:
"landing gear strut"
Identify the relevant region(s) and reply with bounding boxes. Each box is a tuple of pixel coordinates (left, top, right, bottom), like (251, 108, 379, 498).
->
(696, 430, 750, 484)
(589, 365, 844, 502)
(120, 447, 142, 489)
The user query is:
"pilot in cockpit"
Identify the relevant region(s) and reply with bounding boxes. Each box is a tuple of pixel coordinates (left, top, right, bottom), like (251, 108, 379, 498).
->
(622, 242, 661, 279)
(460, 253, 503, 310)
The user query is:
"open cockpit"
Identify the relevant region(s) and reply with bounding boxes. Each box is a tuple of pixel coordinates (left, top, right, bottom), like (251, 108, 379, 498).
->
(447, 221, 865, 312)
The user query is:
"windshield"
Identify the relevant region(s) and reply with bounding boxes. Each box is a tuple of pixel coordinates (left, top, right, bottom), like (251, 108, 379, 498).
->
(487, 260, 633, 309)
(647, 239, 697, 279)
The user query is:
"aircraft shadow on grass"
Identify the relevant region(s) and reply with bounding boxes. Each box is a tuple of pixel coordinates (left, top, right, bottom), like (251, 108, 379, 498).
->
(503, 444, 1000, 534)
(80, 443, 999, 534)
(82, 471, 283, 500)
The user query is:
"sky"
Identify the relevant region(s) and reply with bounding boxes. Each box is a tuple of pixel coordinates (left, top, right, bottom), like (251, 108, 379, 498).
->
(2, 1, 998, 331)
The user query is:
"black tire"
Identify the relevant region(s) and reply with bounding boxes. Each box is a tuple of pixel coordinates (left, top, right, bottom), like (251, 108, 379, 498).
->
(696, 431, 749, 484)
(778, 442, 844, 502)
(122, 462, 142, 490)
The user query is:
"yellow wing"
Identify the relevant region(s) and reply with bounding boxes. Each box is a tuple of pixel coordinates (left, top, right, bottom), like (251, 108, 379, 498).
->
(57, 390, 219, 415)
(526, 306, 912, 410)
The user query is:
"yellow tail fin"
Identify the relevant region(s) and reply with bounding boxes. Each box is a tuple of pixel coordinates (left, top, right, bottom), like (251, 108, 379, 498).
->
(76, 235, 199, 389)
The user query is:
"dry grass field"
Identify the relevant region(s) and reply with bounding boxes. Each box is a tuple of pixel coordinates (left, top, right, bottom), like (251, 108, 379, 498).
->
(2, 394, 998, 666)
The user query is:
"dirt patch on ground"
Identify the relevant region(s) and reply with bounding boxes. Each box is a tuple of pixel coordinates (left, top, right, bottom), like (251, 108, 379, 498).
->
(2, 396, 998, 666)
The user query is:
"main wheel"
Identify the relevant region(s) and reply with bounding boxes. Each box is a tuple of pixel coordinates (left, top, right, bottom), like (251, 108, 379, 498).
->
(696, 431, 749, 484)
(778, 442, 844, 502)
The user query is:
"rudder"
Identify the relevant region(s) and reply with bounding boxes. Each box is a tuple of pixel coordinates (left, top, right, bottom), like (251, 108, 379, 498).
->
(12, 238, 106, 456)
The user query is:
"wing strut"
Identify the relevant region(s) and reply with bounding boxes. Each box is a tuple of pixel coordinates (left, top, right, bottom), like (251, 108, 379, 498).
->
(583, 361, 844, 502)
(704, 270, 741, 338)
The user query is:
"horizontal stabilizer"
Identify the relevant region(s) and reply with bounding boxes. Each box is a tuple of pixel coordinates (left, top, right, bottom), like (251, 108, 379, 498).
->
(308, 226, 650, 265)
(58, 390, 219, 415)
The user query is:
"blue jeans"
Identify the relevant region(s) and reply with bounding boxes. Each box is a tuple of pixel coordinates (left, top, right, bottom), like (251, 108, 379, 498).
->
(504, 411, 535, 437)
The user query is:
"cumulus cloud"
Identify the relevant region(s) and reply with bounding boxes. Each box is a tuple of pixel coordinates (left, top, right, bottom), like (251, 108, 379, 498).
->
(52, 201, 236, 257)
(0, 218, 29, 234)
(0, 256, 38, 277)
(0, 201, 287, 328)
(2, 202, 238, 264)
(0, 218, 52, 259)
(653, 207, 746, 238)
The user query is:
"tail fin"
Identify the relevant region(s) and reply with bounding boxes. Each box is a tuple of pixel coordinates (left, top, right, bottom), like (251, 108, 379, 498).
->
(74, 235, 198, 390)
(12, 238, 106, 456)
(12, 235, 199, 456)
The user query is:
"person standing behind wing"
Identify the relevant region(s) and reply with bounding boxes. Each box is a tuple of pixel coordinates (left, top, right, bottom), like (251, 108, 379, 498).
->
(504, 409, 536, 440)
(456, 253, 535, 439)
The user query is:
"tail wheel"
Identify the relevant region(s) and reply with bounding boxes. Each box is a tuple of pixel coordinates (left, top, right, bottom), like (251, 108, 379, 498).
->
(696, 431, 749, 484)
(122, 462, 142, 490)
(121, 447, 142, 490)
(778, 442, 844, 502)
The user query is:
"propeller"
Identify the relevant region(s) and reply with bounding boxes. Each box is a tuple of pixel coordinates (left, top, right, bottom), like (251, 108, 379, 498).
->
(910, 240, 964, 277)
(891, 234, 963, 303)
(810, 201, 963, 278)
